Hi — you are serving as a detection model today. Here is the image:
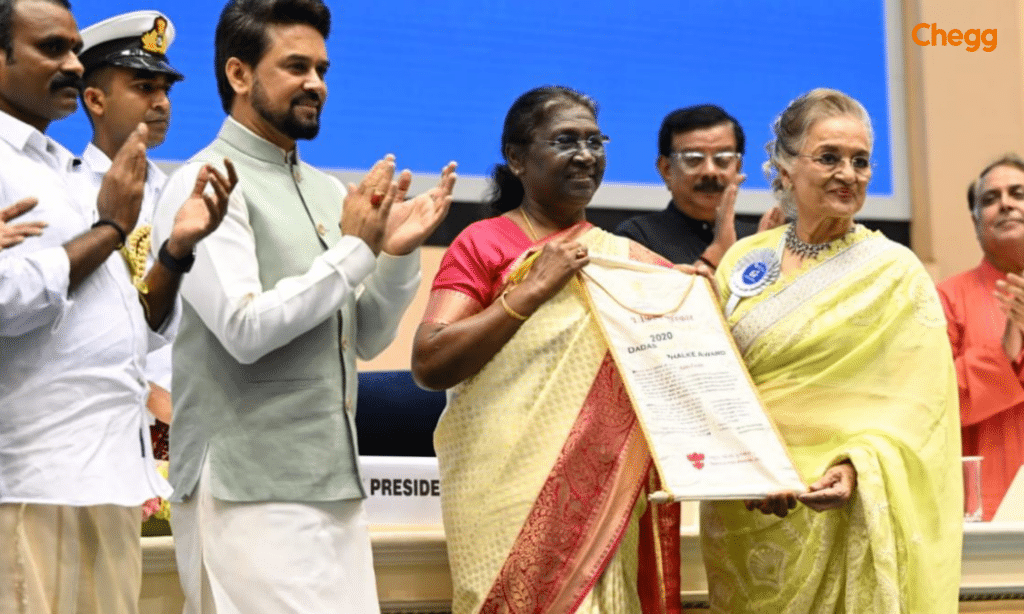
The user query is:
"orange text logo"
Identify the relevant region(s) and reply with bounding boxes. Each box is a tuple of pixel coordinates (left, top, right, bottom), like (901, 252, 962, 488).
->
(912, 23, 997, 52)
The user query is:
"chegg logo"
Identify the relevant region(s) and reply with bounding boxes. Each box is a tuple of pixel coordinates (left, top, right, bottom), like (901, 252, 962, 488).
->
(912, 23, 997, 52)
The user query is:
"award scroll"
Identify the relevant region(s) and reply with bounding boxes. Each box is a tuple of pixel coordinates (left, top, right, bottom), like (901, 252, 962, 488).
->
(581, 255, 804, 501)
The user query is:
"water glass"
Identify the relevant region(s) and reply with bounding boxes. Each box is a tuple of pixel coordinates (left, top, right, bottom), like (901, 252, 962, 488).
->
(962, 456, 983, 522)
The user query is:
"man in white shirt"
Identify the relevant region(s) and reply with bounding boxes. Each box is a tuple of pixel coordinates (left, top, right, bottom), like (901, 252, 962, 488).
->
(78, 10, 186, 431)
(151, 1, 455, 612)
(0, 1, 235, 612)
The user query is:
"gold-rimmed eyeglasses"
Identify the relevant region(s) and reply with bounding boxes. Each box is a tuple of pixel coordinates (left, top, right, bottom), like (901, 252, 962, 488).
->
(545, 134, 610, 156)
(798, 152, 874, 176)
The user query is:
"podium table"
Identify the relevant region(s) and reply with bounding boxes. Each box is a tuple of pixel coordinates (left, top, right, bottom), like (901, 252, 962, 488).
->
(140, 511, 1024, 613)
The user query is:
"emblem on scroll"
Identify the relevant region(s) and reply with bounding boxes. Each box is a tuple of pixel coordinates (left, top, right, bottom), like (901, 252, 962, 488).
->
(687, 452, 705, 470)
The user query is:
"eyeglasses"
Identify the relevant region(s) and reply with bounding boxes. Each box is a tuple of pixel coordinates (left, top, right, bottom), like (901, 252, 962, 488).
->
(545, 134, 610, 156)
(669, 151, 742, 172)
(798, 152, 873, 176)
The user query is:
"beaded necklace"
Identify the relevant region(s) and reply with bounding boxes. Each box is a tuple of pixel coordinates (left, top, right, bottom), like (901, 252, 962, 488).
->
(784, 223, 855, 260)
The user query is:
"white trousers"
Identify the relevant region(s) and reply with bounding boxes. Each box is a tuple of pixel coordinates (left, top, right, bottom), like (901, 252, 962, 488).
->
(171, 459, 381, 614)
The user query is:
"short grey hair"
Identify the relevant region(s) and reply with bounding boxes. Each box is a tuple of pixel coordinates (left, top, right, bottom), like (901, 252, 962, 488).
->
(763, 88, 873, 218)
(970, 153, 1024, 220)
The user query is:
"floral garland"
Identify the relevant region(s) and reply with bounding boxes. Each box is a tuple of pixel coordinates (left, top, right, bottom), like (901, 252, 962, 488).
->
(142, 460, 170, 522)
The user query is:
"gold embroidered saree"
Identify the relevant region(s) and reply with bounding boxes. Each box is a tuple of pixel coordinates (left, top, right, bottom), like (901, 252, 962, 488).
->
(429, 220, 680, 614)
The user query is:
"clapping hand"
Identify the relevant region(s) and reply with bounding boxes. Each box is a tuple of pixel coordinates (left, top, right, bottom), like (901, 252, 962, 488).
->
(995, 273, 1024, 331)
(711, 176, 745, 248)
(758, 205, 786, 232)
(382, 161, 458, 256)
(341, 156, 400, 255)
(0, 197, 46, 250)
(165, 159, 237, 259)
(995, 273, 1024, 358)
(97, 124, 149, 235)
(701, 174, 746, 268)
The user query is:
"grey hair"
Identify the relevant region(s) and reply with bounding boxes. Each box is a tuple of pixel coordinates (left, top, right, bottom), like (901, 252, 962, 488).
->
(970, 153, 1024, 220)
(763, 88, 874, 218)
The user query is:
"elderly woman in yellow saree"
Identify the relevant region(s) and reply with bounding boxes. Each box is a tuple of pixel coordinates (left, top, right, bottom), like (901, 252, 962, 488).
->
(412, 86, 704, 614)
(702, 88, 962, 613)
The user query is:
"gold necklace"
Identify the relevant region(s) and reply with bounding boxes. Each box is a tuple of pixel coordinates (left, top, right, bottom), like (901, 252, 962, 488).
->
(519, 207, 540, 241)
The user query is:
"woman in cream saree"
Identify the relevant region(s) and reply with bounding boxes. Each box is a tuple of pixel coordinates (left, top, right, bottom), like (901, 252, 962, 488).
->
(413, 86, 682, 614)
(430, 221, 679, 614)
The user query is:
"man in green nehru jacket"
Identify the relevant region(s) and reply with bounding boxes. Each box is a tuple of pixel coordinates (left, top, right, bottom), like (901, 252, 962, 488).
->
(150, 0, 457, 612)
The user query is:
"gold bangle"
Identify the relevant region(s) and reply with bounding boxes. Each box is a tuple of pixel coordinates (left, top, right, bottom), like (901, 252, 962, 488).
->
(499, 291, 528, 321)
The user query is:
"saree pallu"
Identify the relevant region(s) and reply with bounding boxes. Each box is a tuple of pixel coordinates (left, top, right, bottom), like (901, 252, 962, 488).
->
(701, 225, 962, 614)
(433, 224, 680, 614)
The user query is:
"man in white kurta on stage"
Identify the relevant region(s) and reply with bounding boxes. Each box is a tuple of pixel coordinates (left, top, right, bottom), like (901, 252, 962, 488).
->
(151, 1, 456, 612)
(0, 0, 235, 612)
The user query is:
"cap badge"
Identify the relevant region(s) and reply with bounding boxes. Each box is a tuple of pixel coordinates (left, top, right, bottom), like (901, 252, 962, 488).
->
(140, 17, 169, 54)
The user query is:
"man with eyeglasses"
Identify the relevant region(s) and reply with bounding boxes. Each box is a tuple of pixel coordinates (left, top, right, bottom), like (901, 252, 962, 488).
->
(938, 154, 1024, 521)
(616, 104, 775, 267)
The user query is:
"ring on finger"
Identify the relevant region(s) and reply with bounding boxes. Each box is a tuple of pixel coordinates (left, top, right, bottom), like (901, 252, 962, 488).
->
(370, 191, 385, 206)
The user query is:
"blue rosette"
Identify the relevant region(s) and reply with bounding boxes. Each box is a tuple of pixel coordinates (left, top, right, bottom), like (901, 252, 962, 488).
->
(725, 247, 780, 316)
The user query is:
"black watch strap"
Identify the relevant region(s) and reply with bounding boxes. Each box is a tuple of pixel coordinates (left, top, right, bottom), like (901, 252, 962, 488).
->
(158, 240, 195, 274)
(91, 219, 127, 248)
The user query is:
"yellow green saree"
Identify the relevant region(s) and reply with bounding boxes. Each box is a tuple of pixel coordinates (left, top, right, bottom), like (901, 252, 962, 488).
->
(702, 225, 962, 613)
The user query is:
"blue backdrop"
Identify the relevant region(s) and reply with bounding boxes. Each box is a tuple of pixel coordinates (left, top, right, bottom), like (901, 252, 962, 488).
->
(52, 1, 894, 196)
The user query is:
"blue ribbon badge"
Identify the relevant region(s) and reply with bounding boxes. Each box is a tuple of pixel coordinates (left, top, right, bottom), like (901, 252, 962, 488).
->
(725, 248, 780, 316)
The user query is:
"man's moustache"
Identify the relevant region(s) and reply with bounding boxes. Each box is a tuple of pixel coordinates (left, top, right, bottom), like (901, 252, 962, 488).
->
(49, 73, 84, 93)
(291, 93, 321, 108)
(693, 182, 725, 193)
